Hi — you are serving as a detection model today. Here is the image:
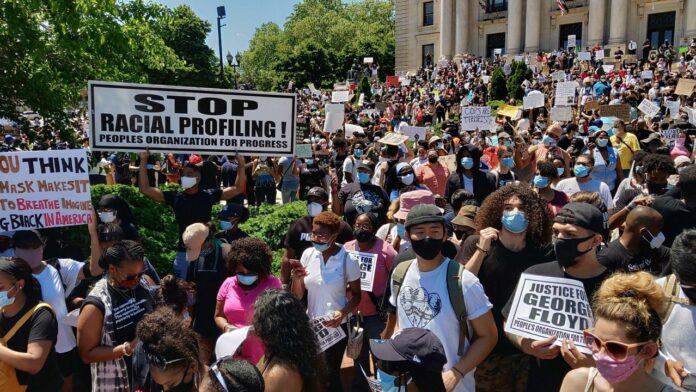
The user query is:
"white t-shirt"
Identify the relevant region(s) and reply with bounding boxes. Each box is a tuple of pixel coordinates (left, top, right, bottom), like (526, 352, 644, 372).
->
(34, 264, 76, 353)
(342, 155, 357, 186)
(301, 245, 361, 323)
(556, 177, 614, 210)
(389, 259, 492, 392)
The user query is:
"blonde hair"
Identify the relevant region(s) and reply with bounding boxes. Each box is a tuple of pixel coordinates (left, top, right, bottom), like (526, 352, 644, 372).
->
(593, 272, 666, 343)
(386, 198, 400, 222)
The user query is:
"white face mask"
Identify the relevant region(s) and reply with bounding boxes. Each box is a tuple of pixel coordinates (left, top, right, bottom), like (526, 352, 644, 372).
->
(307, 202, 324, 217)
(181, 176, 198, 190)
(98, 211, 116, 223)
(399, 173, 414, 185)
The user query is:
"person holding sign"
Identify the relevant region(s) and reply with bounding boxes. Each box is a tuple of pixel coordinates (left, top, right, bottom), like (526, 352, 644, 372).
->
(343, 212, 397, 392)
(137, 150, 245, 281)
(503, 203, 611, 392)
(610, 120, 640, 179)
(560, 272, 671, 392)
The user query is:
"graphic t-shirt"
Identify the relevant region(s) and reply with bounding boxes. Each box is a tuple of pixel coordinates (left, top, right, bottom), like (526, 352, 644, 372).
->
(84, 284, 153, 345)
(597, 239, 670, 275)
(389, 259, 492, 392)
(338, 182, 389, 227)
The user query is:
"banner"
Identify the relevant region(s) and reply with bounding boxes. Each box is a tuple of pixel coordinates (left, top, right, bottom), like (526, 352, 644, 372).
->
(598, 104, 631, 122)
(461, 106, 492, 130)
(0, 149, 92, 231)
(550, 106, 573, 122)
(638, 99, 660, 118)
(311, 315, 346, 352)
(323, 103, 345, 133)
(675, 79, 696, 96)
(89, 81, 295, 156)
(504, 273, 594, 354)
(523, 93, 545, 109)
(347, 251, 377, 292)
(399, 125, 427, 141)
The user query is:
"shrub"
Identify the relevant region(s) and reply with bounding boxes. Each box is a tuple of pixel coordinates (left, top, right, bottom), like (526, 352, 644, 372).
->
(507, 61, 532, 101)
(490, 67, 508, 101)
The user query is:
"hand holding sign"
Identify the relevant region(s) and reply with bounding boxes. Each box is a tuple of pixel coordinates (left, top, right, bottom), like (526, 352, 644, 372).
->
(323, 310, 343, 329)
(561, 338, 592, 369)
(523, 335, 560, 360)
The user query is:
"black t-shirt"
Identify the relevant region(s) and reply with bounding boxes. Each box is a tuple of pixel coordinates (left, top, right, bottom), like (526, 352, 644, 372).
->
(220, 161, 245, 204)
(597, 239, 670, 275)
(299, 166, 326, 198)
(186, 240, 227, 337)
(502, 261, 611, 392)
(0, 301, 62, 391)
(486, 171, 515, 190)
(338, 182, 389, 227)
(164, 189, 222, 251)
(83, 284, 154, 345)
(199, 160, 220, 191)
(652, 194, 696, 247)
(557, 135, 572, 150)
(283, 216, 354, 257)
(458, 236, 553, 355)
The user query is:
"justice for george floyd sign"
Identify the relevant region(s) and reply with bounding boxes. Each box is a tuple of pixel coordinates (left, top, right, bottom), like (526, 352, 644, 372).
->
(505, 273, 594, 354)
(89, 81, 296, 156)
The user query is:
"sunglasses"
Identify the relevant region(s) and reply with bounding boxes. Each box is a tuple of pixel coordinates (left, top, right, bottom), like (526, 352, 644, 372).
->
(121, 271, 145, 283)
(583, 329, 650, 361)
(145, 351, 185, 369)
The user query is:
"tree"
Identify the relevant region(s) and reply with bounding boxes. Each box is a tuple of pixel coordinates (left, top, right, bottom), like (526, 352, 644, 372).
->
(354, 75, 372, 105)
(507, 61, 533, 101)
(490, 67, 508, 101)
(239, 23, 287, 91)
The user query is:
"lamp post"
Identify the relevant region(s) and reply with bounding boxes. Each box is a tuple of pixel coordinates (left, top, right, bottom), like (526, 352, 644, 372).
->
(226, 51, 241, 89)
(216, 6, 226, 82)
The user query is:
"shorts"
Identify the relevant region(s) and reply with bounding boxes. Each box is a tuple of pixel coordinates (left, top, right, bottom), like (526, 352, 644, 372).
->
(57, 347, 80, 377)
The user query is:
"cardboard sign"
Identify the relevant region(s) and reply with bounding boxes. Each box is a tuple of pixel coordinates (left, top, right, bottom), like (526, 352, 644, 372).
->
(364, 57, 374, 64)
(347, 251, 377, 292)
(504, 273, 594, 354)
(311, 315, 346, 352)
(379, 133, 408, 146)
(578, 51, 592, 61)
(295, 144, 313, 158)
(497, 104, 522, 120)
(550, 106, 573, 122)
(332, 90, 350, 103)
(323, 103, 345, 133)
(555, 82, 577, 106)
(89, 81, 295, 156)
(386, 76, 400, 88)
(675, 79, 696, 96)
(638, 99, 660, 118)
(641, 70, 654, 80)
(461, 106, 492, 130)
(598, 104, 631, 122)
(665, 100, 681, 119)
(438, 154, 457, 173)
(400, 125, 427, 141)
(584, 101, 600, 112)
(0, 149, 92, 231)
(523, 93, 545, 109)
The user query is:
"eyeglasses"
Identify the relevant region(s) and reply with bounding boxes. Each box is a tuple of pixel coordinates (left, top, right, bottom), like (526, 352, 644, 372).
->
(310, 232, 332, 241)
(353, 224, 373, 231)
(145, 351, 186, 369)
(583, 329, 650, 361)
(121, 271, 145, 283)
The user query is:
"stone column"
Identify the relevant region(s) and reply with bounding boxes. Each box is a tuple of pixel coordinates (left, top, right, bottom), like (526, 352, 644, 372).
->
(440, 0, 453, 58)
(454, 0, 469, 57)
(686, 0, 696, 39)
(507, 0, 523, 54)
(587, 0, 606, 46)
(525, 0, 541, 53)
(608, 0, 628, 44)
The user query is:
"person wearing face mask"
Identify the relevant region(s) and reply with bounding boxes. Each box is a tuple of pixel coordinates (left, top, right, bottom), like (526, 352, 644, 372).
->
(409, 140, 431, 170)
(139, 150, 246, 280)
(343, 212, 397, 391)
(387, 204, 497, 392)
(290, 212, 362, 392)
(342, 141, 366, 185)
(589, 130, 623, 191)
(652, 165, 696, 247)
(503, 203, 611, 392)
(97, 194, 139, 241)
(299, 155, 328, 200)
(78, 240, 154, 392)
(450, 205, 478, 246)
(598, 206, 670, 275)
(560, 272, 675, 392)
(0, 256, 63, 391)
(214, 238, 282, 365)
(487, 145, 517, 190)
(445, 145, 492, 205)
(556, 154, 615, 215)
(612, 151, 648, 208)
(334, 160, 389, 227)
(609, 120, 640, 178)
(415, 149, 451, 198)
(281, 187, 354, 286)
(533, 161, 569, 217)
(214, 203, 249, 244)
(385, 162, 425, 201)
(529, 124, 572, 178)
(456, 185, 554, 392)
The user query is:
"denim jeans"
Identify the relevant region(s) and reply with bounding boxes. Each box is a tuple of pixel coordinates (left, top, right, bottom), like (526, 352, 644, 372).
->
(173, 251, 188, 280)
(281, 185, 299, 204)
(352, 314, 385, 392)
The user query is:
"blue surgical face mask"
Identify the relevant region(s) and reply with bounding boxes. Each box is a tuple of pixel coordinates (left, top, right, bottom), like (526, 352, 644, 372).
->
(146, 163, 154, 170)
(533, 175, 549, 188)
(237, 274, 259, 286)
(437, 142, 444, 149)
(542, 134, 556, 147)
(306, 159, 314, 166)
(501, 157, 515, 168)
(0, 285, 16, 308)
(597, 138, 609, 147)
(504, 140, 513, 148)
(396, 223, 406, 240)
(460, 157, 474, 170)
(220, 221, 234, 231)
(357, 172, 371, 184)
(376, 369, 403, 392)
(557, 167, 565, 176)
(313, 242, 330, 252)
(354, 149, 364, 157)
(574, 164, 590, 178)
(501, 210, 529, 234)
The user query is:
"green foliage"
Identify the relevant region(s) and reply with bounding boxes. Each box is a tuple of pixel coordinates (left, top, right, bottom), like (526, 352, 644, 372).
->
(487, 100, 506, 109)
(354, 75, 372, 105)
(506, 61, 533, 101)
(490, 68, 508, 101)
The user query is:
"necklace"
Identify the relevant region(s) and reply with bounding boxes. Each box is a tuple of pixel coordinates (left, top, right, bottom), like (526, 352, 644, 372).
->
(109, 280, 136, 302)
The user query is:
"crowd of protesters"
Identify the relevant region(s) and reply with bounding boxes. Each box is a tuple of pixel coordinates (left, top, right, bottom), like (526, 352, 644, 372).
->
(1, 37, 696, 392)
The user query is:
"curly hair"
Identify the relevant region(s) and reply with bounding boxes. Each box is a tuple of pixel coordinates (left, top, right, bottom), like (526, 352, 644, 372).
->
(475, 184, 552, 247)
(642, 153, 676, 175)
(137, 307, 199, 372)
(155, 274, 188, 315)
(312, 211, 341, 233)
(211, 358, 264, 392)
(224, 238, 272, 278)
(253, 289, 326, 392)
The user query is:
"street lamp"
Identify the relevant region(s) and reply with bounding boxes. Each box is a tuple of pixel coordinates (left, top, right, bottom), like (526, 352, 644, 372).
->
(226, 51, 241, 89)
(216, 6, 226, 82)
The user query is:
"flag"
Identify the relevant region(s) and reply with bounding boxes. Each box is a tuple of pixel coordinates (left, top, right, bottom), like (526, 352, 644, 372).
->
(557, 0, 568, 15)
(479, 0, 488, 12)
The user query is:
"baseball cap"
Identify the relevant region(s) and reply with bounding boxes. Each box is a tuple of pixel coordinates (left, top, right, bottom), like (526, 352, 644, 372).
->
(218, 203, 249, 221)
(369, 328, 447, 372)
(451, 206, 478, 230)
(306, 187, 329, 202)
(405, 204, 445, 230)
(12, 230, 44, 249)
(674, 155, 691, 168)
(356, 160, 375, 173)
(587, 126, 602, 136)
(640, 133, 661, 145)
(554, 203, 605, 234)
(394, 190, 437, 221)
(183, 223, 210, 261)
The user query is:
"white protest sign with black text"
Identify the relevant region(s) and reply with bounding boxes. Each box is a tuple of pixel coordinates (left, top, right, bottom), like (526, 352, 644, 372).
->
(638, 99, 660, 118)
(400, 125, 427, 141)
(0, 149, 92, 231)
(461, 106, 492, 131)
(89, 81, 295, 156)
(347, 251, 377, 292)
(311, 315, 346, 353)
(555, 82, 576, 106)
(504, 273, 594, 354)
(523, 93, 545, 109)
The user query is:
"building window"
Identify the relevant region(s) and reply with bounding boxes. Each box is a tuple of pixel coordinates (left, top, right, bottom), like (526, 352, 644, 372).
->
(486, 0, 507, 13)
(422, 44, 434, 67)
(423, 2, 434, 26)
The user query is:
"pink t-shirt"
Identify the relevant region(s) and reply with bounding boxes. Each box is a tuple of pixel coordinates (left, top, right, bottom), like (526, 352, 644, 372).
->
(343, 238, 397, 316)
(216, 275, 282, 364)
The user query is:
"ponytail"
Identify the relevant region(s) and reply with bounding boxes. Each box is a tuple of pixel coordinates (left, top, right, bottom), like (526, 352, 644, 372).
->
(0, 257, 42, 302)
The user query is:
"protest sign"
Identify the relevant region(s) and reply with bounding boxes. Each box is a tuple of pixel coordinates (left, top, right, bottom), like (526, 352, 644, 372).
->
(660, 128, 678, 149)
(493, 48, 503, 55)
(482, 75, 490, 84)
(550, 106, 573, 122)
(401, 78, 411, 87)
(379, 133, 408, 146)
(347, 251, 377, 292)
(438, 154, 457, 173)
(675, 79, 696, 96)
(595, 50, 605, 60)
(344, 124, 364, 138)
(386, 76, 400, 88)
(602, 64, 614, 73)
(400, 125, 427, 141)
(665, 100, 681, 119)
(567, 35, 576, 48)
(555, 82, 576, 106)
(514, 55, 524, 62)
(584, 100, 600, 112)
(323, 103, 345, 133)
(0, 149, 92, 231)
(461, 106, 492, 130)
(363, 57, 374, 64)
(551, 71, 566, 82)
(598, 104, 631, 122)
(358, 93, 365, 107)
(523, 93, 545, 109)
(89, 81, 295, 156)
(332, 90, 350, 103)
(686, 107, 696, 127)
(215, 326, 250, 359)
(578, 51, 592, 61)
(504, 273, 594, 354)
(308, 83, 320, 96)
(311, 315, 346, 352)
(295, 144, 313, 158)
(638, 99, 660, 118)
(641, 70, 654, 80)
(497, 104, 522, 120)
